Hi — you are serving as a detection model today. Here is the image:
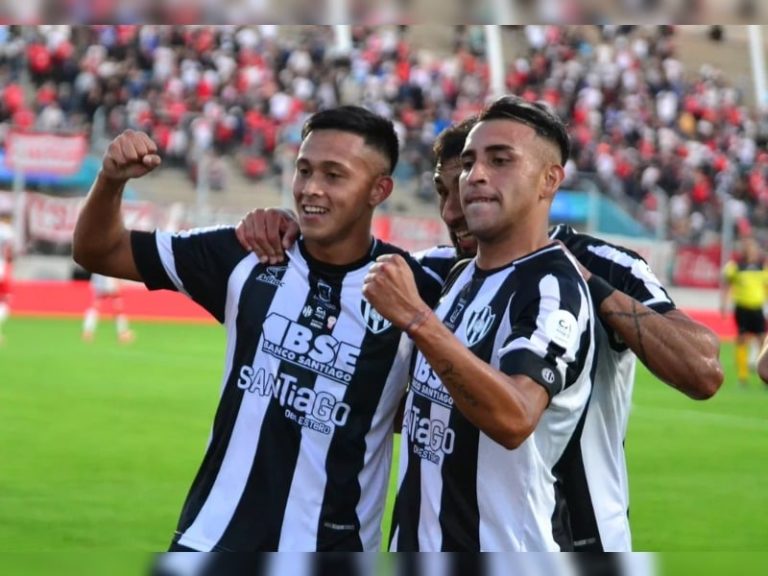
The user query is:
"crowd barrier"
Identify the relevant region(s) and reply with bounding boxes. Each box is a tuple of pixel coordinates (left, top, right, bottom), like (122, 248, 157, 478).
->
(6, 281, 737, 338)
(9, 281, 211, 323)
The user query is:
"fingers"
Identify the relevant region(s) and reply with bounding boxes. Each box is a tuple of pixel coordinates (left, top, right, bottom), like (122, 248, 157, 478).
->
(263, 211, 283, 264)
(142, 154, 162, 169)
(103, 130, 161, 180)
(365, 254, 406, 283)
(252, 210, 274, 263)
(235, 219, 249, 251)
(374, 253, 405, 268)
(240, 208, 299, 264)
(242, 210, 268, 261)
(281, 212, 301, 251)
(239, 210, 275, 264)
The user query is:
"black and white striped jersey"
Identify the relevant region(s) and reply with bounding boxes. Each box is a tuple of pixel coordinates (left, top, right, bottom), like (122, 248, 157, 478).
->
(550, 225, 676, 552)
(390, 243, 596, 551)
(130, 227, 448, 552)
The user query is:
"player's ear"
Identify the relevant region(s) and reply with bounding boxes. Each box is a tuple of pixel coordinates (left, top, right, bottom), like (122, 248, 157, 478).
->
(369, 174, 394, 207)
(540, 163, 564, 201)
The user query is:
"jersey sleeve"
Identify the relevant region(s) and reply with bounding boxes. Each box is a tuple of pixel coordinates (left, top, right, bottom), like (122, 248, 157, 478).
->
(411, 245, 457, 285)
(573, 241, 676, 353)
(401, 247, 456, 309)
(498, 269, 592, 401)
(588, 245, 676, 315)
(131, 227, 249, 323)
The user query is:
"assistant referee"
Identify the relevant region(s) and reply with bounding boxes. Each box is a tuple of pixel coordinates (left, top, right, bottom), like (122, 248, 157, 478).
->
(722, 237, 768, 385)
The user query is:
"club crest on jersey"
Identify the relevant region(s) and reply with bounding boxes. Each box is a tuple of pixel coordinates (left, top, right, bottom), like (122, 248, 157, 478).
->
(465, 305, 496, 346)
(317, 280, 333, 302)
(360, 298, 392, 334)
(255, 265, 287, 287)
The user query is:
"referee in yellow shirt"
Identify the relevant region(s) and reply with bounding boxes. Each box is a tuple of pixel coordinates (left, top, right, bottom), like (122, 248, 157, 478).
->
(722, 237, 768, 386)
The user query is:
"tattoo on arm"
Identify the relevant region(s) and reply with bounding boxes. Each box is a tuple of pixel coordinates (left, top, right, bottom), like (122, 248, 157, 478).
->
(601, 301, 653, 363)
(436, 360, 479, 407)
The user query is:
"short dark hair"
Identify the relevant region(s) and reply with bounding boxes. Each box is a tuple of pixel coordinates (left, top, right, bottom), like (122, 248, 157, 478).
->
(433, 115, 478, 165)
(301, 105, 399, 174)
(477, 96, 571, 164)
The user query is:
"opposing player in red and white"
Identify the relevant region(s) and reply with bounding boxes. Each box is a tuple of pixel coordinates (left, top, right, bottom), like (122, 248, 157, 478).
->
(0, 215, 13, 344)
(82, 273, 134, 343)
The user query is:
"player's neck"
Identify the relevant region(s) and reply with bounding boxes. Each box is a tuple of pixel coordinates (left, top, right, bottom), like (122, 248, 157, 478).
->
(302, 235, 375, 267)
(475, 228, 551, 270)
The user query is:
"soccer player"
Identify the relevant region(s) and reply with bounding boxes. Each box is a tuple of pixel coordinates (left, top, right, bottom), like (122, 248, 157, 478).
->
(236, 114, 723, 551)
(82, 273, 134, 343)
(722, 237, 768, 386)
(365, 96, 596, 551)
(0, 214, 13, 344)
(72, 106, 451, 551)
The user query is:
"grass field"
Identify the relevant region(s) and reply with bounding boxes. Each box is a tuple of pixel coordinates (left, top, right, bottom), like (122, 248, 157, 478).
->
(1, 317, 767, 563)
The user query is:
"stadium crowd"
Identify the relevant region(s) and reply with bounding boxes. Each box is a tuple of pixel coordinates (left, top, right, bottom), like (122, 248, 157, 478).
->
(0, 24, 767, 244)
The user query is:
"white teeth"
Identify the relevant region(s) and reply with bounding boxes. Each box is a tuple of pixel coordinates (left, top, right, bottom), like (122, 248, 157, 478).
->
(304, 206, 328, 215)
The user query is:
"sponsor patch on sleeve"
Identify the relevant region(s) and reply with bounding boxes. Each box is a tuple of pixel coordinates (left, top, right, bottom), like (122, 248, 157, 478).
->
(544, 309, 579, 350)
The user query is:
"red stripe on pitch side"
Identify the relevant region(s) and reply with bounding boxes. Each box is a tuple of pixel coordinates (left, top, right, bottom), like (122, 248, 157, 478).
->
(5, 281, 737, 337)
(8, 281, 214, 322)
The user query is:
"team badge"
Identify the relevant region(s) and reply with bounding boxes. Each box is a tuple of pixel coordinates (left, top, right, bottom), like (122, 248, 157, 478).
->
(317, 280, 333, 303)
(465, 305, 496, 346)
(360, 298, 392, 334)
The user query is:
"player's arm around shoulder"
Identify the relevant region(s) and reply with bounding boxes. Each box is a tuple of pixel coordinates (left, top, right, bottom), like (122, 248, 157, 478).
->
(73, 130, 162, 282)
(588, 263, 722, 400)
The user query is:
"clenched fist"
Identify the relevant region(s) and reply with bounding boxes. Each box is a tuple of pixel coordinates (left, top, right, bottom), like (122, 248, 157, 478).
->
(362, 254, 431, 332)
(101, 130, 162, 182)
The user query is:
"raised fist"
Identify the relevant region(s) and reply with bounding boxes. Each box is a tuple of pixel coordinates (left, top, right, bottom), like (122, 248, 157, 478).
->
(101, 129, 162, 182)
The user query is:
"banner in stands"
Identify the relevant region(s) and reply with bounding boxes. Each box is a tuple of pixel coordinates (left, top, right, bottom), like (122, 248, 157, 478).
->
(20, 196, 452, 250)
(0, 191, 12, 214)
(5, 132, 87, 175)
(672, 245, 722, 288)
(373, 215, 450, 253)
(25, 193, 159, 244)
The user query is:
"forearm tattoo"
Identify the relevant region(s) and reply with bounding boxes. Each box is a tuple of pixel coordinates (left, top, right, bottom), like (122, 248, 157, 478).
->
(436, 359, 479, 407)
(601, 300, 655, 363)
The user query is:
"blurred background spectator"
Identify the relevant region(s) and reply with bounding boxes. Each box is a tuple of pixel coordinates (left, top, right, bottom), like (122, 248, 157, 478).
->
(2, 24, 768, 259)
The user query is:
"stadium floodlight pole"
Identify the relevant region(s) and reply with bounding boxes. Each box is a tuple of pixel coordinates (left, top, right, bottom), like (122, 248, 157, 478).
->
(748, 25, 768, 110)
(334, 26, 353, 54)
(653, 185, 669, 242)
(484, 25, 506, 100)
(330, 0, 350, 25)
(11, 166, 25, 254)
(196, 152, 210, 227)
(281, 145, 295, 210)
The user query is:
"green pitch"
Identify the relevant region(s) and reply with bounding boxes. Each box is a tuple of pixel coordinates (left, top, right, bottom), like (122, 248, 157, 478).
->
(1, 317, 766, 556)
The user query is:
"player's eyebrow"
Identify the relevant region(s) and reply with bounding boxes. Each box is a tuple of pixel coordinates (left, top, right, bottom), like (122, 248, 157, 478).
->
(460, 144, 518, 161)
(296, 157, 351, 173)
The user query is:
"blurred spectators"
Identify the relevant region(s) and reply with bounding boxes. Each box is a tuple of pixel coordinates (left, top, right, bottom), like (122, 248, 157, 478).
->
(0, 24, 767, 247)
(510, 24, 768, 246)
